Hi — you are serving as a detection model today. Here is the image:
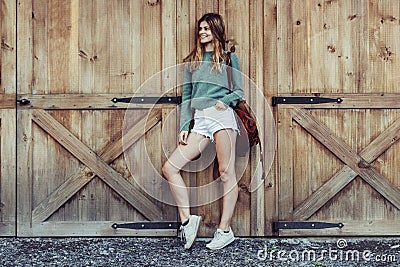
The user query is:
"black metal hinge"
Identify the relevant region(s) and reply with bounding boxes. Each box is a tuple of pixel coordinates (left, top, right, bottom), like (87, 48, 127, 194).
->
(112, 96, 182, 105)
(272, 96, 342, 106)
(111, 221, 181, 230)
(273, 221, 344, 232)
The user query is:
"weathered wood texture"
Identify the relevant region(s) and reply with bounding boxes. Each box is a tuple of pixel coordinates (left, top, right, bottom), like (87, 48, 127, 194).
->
(0, 0, 398, 237)
(277, 0, 400, 236)
(0, 0, 16, 236)
(15, 0, 178, 237)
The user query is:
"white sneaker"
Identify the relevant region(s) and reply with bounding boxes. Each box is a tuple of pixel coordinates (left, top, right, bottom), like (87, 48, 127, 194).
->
(179, 215, 202, 249)
(206, 227, 235, 250)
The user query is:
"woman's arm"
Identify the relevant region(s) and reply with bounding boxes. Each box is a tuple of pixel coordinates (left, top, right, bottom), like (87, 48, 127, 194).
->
(180, 67, 193, 131)
(219, 53, 244, 107)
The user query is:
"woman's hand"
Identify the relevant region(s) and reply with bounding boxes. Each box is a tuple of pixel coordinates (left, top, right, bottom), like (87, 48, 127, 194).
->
(179, 130, 189, 145)
(214, 100, 227, 111)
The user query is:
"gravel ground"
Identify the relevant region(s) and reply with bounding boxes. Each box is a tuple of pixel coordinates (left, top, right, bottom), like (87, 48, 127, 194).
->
(0, 237, 399, 266)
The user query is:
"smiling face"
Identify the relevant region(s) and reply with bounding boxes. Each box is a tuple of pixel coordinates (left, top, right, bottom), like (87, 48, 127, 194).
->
(198, 21, 214, 45)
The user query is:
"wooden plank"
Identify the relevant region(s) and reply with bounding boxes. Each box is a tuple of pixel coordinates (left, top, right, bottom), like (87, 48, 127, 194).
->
(277, 109, 294, 220)
(78, 0, 94, 93)
(31, 109, 163, 221)
(16, 0, 33, 94)
(0, 224, 15, 236)
(1, 110, 16, 235)
(141, 0, 161, 85)
(196, 0, 218, 16)
(292, 108, 400, 210)
(16, 111, 33, 236)
(0, 94, 15, 109)
(160, 0, 177, 220)
(354, 0, 368, 93)
(249, 0, 265, 237)
(161, 0, 176, 72)
(109, 0, 132, 93)
(366, 1, 400, 93)
(83, 0, 109, 222)
(311, 0, 339, 91)
(128, 0, 141, 94)
(227, 0, 251, 237)
(32, 0, 48, 94)
(16, 93, 179, 109)
(48, 0, 73, 93)
(337, 0, 361, 92)
(15, 0, 33, 236)
(177, 0, 190, 63)
(263, 0, 279, 236)
(0, 0, 16, 236)
(278, 220, 400, 236)
(292, 0, 309, 91)
(276, 0, 293, 93)
(273, 93, 400, 109)
(1, 0, 16, 95)
(78, 111, 94, 222)
(276, 0, 294, 227)
(93, 0, 110, 94)
(294, 116, 400, 220)
(19, 221, 176, 237)
(69, 0, 79, 93)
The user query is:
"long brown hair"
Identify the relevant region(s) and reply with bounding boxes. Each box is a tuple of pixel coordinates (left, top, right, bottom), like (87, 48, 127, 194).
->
(183, 13, 228, 73)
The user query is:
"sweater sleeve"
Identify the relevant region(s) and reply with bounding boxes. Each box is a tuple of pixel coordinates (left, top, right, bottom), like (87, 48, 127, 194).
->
(219, 53, 244, 107)
(180, 66, 193, 131)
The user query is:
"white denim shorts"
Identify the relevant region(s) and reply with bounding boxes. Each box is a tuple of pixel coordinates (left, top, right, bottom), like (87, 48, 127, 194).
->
(191, 106, 239, 142)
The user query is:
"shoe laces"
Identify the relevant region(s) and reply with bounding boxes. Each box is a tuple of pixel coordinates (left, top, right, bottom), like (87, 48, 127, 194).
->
(213, 229, 223, 241)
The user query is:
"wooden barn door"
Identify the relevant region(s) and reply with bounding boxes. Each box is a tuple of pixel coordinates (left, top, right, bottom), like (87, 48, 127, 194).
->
(16, 0, 178, 236)
(275, 0, 400, 236)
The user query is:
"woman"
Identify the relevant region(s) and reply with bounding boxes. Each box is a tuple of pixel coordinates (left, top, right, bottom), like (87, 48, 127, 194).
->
(162, 13, 244, 250)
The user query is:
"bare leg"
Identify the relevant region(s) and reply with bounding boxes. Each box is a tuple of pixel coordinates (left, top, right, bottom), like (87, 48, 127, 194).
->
(214, 129, 238, 231)
(162, 133, 210, 223)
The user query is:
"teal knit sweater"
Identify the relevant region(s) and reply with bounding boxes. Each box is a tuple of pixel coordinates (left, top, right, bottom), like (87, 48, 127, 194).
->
(180, 51, 244, 131)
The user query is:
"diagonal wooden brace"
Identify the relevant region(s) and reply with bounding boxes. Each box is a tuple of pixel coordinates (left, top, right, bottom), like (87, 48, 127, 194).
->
(31, 110, 163, 222)
(292, 108, 400, 218)
(294, 115, 400, 220)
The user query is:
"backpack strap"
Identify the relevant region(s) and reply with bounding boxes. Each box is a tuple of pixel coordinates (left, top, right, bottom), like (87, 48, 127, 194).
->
(226, 45, 235, 89)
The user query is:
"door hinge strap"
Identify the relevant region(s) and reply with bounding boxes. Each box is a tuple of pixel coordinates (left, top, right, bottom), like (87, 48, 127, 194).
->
(111, 221, 181, 230)
(273, 221, 344, 232)
(112, 96, 182, 105)
(272, 96, 342, 106)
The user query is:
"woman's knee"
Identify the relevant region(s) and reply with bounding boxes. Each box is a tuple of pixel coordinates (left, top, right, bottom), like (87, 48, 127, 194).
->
(218, 165, 236, 183)
(162, 161, 178, 179)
